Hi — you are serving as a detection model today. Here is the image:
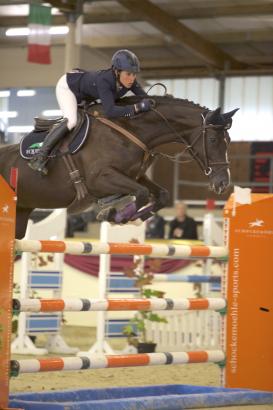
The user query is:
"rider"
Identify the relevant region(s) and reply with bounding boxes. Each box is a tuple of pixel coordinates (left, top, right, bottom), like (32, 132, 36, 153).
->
(29, 49, 152, 175)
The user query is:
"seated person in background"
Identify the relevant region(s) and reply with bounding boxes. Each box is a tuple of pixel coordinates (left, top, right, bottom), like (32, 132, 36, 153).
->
(169, 201, 198, 240)
(145, 213, 166, 239)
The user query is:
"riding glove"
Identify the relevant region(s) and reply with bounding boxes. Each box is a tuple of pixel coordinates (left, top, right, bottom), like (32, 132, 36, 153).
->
(134, 99, 152, 114)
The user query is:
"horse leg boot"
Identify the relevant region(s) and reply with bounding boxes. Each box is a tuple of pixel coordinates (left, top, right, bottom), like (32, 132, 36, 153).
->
(91, 167, 150, 224)
(28, 118, 69, 175)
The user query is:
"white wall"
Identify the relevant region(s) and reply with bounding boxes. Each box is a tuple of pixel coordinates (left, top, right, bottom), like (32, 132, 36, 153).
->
(147, 78, 219, 110)
(224, 76, 273, 141)
(0, 46, 65, 88)
(148, 76, 273, 141)
(2, 47, 273, 142)
(0, 45, 110, 88)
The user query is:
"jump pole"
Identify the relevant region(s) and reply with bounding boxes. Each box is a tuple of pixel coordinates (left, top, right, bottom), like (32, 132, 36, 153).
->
(15, 239, 228, 258)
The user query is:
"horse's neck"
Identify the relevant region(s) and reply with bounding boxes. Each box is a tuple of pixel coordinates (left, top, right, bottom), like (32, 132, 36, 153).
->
(139, 105, 201, 150)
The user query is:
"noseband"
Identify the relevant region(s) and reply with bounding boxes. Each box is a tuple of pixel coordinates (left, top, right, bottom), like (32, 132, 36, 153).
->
(152, 107, 230, 177)
(185, 113, 231, 176)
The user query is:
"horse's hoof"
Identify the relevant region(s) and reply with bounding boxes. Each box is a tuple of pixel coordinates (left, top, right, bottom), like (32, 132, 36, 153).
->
(96, 207, 116, 222)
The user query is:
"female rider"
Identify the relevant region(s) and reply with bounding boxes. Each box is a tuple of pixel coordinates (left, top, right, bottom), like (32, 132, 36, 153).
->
(29, 49, 152, 175)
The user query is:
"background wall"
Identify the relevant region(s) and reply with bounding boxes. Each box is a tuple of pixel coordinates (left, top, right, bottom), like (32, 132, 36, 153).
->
(152, 142, 251, 202)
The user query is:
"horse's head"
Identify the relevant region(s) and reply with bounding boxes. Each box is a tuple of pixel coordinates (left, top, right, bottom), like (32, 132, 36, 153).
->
(186, 107, 239, 194)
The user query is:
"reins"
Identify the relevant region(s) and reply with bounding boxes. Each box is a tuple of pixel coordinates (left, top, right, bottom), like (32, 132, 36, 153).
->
(151, 107, 230, 176)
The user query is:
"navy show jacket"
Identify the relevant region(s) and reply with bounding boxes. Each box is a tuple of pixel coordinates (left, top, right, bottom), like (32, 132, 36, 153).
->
(66, 68, 146, 118)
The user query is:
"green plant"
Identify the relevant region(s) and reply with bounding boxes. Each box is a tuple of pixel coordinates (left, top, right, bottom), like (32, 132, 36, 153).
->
(122, 252, 168, 346)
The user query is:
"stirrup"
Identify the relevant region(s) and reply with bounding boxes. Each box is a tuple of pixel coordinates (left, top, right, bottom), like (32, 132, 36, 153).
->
(28, 157, 48, 175)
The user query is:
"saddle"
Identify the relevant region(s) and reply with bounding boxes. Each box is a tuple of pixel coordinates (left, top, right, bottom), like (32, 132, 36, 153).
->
(20, 109, 90, 160)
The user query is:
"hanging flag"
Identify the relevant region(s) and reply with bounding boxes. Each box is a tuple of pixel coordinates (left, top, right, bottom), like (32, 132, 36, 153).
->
(28, 4, 52, 64)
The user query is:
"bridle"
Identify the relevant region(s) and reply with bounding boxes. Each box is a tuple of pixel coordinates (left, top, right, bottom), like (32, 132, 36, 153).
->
(151, 106, 231, 177)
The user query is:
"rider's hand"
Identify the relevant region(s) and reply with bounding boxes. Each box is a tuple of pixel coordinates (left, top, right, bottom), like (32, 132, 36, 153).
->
(134, 99, 153, 114)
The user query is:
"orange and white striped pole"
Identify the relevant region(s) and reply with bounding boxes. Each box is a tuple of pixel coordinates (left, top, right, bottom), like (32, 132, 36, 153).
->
(13, 297, 226, 313)
(15, 239, 228, 258)
(10, 350, 225, 376)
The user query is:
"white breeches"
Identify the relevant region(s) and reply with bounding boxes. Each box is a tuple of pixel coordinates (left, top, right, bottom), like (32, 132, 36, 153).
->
(56, 74, 78, 130)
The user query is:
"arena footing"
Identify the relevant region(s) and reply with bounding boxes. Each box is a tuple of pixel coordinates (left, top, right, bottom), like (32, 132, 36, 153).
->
(9, 384, 273, 410)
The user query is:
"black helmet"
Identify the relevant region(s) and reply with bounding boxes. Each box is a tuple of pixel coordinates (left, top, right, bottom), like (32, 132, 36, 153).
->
(111, 49, 140, 73)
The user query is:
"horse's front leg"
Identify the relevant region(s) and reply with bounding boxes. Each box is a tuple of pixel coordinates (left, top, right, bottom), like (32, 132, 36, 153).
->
(93, 167, 150, 223)
(136, 175, 170, 221)
(16, 207, 33, 239)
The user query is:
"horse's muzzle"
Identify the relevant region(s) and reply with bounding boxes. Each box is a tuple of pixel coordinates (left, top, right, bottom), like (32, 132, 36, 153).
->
(209, 168, 231, 195)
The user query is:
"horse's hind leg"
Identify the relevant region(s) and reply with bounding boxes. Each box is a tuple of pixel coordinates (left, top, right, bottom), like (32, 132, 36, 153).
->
(16, 207, 33, 239)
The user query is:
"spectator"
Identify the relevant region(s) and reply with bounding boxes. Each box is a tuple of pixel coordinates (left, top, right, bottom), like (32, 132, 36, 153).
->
(145, 213, 166, 239)
(169, 201, 198, 240)
(0, 124, 5, 144)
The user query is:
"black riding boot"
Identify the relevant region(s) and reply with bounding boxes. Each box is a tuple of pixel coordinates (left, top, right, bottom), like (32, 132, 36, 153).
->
(28, 119, 69, 175)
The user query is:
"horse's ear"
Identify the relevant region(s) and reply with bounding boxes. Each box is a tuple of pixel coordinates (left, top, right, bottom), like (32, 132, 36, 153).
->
(222, 108, 239, 120)
(205, 107, 222, 124)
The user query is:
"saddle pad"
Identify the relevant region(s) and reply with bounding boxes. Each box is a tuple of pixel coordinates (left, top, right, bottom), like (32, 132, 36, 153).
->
(20, 113, 90, 160)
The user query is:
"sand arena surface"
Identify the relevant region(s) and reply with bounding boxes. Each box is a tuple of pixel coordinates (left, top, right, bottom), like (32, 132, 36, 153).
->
(10, 326, 272, 410)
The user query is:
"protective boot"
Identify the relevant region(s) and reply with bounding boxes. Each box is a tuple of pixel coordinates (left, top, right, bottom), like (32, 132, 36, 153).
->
(28, 118, 69, 175)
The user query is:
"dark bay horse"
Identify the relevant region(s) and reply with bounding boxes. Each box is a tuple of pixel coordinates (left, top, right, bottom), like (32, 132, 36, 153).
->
(0, 96, 238, 239)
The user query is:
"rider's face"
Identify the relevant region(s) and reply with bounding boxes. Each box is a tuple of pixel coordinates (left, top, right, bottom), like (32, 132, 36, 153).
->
(119, 71, 137, 88)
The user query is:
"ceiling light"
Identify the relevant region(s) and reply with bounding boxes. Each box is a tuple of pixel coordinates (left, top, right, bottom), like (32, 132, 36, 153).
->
(0, 111, 18, 119)
(42, 109, 62, 117)
(0, 90, 10, 98)
(8, 125, 33, 133)
(50, 26, 69, 35)
(6, 27, 29, 36)
(6, 26, 69, 37)
(17, 90, 36, 97)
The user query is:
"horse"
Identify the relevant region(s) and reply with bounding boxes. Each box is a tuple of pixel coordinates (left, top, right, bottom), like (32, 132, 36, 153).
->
(0, 95, 238, 239)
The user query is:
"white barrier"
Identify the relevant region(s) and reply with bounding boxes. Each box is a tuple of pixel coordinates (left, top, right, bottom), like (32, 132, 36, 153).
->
(78, 219, 221, 356)
(78, 221, 145, 355)
(146, 310, 220, 351)
(12, 209, 79, 355)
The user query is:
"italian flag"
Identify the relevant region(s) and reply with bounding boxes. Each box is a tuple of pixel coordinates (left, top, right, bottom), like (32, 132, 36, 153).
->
(28, 4, 52, 64)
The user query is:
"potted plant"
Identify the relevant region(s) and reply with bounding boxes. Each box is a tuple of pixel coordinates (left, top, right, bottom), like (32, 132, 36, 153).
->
(122, 249, 168, 353)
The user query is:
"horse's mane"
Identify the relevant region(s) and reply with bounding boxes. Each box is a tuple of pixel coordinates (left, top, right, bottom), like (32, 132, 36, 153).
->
(117, 95, 209, 111)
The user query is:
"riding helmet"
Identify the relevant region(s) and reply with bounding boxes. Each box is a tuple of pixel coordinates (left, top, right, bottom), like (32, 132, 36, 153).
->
(111, 49, 140, 73)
